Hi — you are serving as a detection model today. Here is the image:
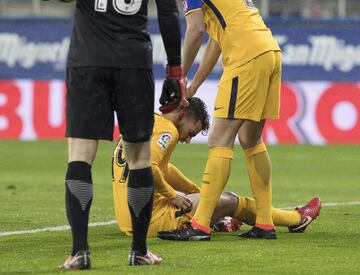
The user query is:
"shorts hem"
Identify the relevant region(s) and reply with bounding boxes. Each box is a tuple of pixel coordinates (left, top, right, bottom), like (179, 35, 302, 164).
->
(213, 113, 279, 122)
(65, 133, 113, 141)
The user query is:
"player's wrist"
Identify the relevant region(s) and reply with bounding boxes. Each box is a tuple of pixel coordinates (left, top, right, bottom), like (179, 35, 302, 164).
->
(166, 65, 184, 79)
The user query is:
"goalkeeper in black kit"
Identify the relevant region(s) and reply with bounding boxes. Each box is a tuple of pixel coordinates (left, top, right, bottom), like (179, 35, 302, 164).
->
(46, 0, 187, 269)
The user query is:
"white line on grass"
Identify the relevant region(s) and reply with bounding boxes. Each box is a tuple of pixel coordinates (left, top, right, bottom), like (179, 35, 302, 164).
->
(1, 201, 360, 237)
(0, 220, 116, 237)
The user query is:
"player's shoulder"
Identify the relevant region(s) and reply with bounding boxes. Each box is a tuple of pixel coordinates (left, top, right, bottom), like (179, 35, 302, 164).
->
(153, 114, 179, 148)
(154, 114, 178, 137)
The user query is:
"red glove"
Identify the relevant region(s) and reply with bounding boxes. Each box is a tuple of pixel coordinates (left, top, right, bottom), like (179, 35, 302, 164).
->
(159, 65, 187, 113)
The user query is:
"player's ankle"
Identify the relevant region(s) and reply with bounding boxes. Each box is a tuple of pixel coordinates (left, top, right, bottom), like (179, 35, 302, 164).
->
(255, 223, 275, 231)
(191, 219, 211, 234)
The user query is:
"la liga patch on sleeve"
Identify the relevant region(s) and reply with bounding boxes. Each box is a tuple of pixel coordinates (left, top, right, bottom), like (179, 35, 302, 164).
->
(157, 133, 172, 150)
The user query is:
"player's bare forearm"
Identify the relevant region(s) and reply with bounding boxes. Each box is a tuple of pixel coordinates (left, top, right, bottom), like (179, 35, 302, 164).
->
(183, 10, 205, 76)
(190, 38, 221, 94)
(156, 0, 181, 66)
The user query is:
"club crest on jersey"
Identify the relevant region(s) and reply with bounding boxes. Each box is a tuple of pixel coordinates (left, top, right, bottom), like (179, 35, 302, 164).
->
(244, 0, 256, 9)
(182, 0, 188, 13)
(157, 133, 172, 150)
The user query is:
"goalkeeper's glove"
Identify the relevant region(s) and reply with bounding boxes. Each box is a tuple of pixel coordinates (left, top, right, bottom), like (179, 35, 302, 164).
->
(159, 65, 187, 113)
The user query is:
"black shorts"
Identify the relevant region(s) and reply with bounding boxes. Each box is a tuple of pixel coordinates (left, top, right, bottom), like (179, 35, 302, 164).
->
(66, 67, 154, 142)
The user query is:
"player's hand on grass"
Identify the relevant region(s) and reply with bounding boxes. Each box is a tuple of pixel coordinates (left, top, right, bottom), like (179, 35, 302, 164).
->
(171, 191, 193, 211)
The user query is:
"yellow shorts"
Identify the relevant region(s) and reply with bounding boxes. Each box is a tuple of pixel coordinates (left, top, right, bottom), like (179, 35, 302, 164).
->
(122, 199, 192, 237)
(214, 50, 282, 121)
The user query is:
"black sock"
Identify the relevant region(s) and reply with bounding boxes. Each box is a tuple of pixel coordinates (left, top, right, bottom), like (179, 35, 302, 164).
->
(65, 161, 93, 256)
(127, 167, 154, 255)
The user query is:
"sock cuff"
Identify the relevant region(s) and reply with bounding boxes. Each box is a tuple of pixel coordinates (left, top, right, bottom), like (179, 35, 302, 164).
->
(191, 218, 211, 234)
(130, 166, 152, 175)
(128, 167, 153, 188)
(244, 143, 266, 158)
(209, 147, 234, 159)
(255, 223, 275, 230)
(66, 161, 92, 182)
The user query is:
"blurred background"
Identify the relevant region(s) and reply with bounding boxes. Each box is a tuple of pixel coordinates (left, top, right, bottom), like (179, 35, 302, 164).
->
(0, 0, 359, 144)
(1, 3, 359, 274)
(1, 0, 360, 17)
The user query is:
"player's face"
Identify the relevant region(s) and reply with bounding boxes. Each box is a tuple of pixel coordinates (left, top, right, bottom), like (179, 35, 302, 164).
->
(178, 118, 202, 144)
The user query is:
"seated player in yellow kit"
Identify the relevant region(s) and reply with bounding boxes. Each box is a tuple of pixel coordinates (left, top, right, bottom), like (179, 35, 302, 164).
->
(112, 97, 321, 237)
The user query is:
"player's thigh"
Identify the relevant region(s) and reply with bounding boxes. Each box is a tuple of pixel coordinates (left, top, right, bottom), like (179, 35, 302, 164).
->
(215, 51, 276, 122)
(237, 119, 266, 149)
(66, 67, 115, 140)
(113, 69, 154, 143)
(262, 51, 282, 119)
(208, 118, 243, 148)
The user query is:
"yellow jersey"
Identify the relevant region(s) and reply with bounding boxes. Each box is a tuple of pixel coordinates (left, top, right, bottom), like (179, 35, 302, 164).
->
(113, 114, 200, 233)
(183, 0, 280, 75)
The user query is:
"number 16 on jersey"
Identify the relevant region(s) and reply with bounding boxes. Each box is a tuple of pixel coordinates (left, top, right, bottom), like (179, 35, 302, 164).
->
(95, 0, 142, 15)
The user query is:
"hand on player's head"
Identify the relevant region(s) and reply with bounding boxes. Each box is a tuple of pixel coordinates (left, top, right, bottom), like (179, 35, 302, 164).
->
(159, 65, 187, 113)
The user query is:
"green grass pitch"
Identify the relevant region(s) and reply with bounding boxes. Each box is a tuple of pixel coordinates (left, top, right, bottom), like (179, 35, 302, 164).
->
(0, 141, 360, 274)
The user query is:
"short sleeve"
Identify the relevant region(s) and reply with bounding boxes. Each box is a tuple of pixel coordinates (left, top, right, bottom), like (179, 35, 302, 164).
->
(183, 0, 203, 16)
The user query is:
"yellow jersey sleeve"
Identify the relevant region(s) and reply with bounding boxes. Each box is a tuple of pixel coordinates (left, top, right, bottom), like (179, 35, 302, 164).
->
(152, 165, 176, 200)
(151, 114, 180, 200)
(165, 163, 200, 194)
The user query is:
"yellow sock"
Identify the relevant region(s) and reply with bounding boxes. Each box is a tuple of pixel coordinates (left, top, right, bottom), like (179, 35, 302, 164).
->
(192, 147, 233, 233)
(244, 143, 274, 229)
(233, 196, 257, 226)
(271, 208, 301, 226)
(233, 196, 301, 226)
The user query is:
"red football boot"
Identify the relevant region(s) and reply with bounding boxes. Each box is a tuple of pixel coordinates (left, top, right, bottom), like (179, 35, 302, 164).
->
(288, 197, 321, 233)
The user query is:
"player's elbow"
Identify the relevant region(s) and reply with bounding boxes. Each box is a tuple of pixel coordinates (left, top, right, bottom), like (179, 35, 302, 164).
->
(187, 24, 206, 38)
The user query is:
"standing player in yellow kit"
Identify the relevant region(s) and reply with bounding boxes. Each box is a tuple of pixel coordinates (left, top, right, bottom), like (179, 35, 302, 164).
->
(160, 0, 309, 240)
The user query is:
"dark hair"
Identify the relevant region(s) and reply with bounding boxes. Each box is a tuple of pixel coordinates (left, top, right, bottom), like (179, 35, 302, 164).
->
(179, 97, 210, 135)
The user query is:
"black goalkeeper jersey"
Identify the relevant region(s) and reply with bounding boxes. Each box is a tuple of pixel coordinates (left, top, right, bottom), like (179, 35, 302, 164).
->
(67, 0, 152, 69)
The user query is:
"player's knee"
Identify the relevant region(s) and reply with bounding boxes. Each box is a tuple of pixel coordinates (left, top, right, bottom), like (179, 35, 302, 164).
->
(238, 134, 259, 149)
(221, 192, 238, 211)
(68, 138, 98, 164)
